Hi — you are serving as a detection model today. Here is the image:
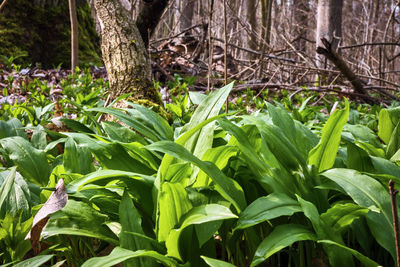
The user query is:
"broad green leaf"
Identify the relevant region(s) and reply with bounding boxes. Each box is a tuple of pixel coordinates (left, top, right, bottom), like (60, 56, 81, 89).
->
(120, 142, 159, 171)
(64, 137, 95, 175)
(60, 118, 94, 133)
(181, 82, 233, 157)
(318, 240, 380, 267)
(201, 256, 236, 267)
(247, 116, 306, 170)
(64, 133, 155, 175)
(166, 204, 237, 260)
(355, 141, 385, 158)
(267, 102, 296, 145)
(43, 200, 119, 245)
(147, 141, 246, 213)
(386, 121, 400, 159)
(126, 102, 174, 141)
(346, 143, 374, 173)
(13, 255, 53, 267)
(371, 156, 400, 179)
(343, 124, 382, 148)
(102, 121, 147, 144)
(66, 169, 154, 194)
(194, 146, 238, 187)
(323, 168, 396, 260)
(158, 113, 231, 183)
(120, 190, 154, 267)
(82, 247, 178, 267)
(296, 195, 355, 266)
(88, 107, 161, 142)
(251, 224, 316, 267)
(217, 118, 269, 176)
(235, 193, 301, 230)
(0, 136, 50, 186)
(0, 168, 31, 220)
(378, 107, 400, 144)
(0, 118, 27, 139)
(321, 203, 369, 233)
(157, 182, 193, 242)
(308, 99, 349, 172)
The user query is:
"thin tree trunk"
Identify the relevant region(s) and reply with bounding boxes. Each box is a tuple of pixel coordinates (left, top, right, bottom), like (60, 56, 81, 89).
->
(315, 0, 343, 68)
(68, 0, 79, 73)
(245, 0, 258, 60)
(293, 0, 309, 54)
(94, 0, 161, 104)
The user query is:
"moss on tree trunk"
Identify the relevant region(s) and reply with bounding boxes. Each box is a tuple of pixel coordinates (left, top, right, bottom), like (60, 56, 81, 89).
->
(94, 0, 162, 105)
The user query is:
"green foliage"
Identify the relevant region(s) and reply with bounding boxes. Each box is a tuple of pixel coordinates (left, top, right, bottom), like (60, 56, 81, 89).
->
(0, 78, 398, 267)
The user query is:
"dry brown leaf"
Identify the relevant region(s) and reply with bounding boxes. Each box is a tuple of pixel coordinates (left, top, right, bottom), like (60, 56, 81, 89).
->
(26, 179, 68, 253)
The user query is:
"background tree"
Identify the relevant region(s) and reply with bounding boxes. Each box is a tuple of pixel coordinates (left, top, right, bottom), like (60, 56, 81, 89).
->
(315, 0, 343, 68)
(68, 0, 79, 73)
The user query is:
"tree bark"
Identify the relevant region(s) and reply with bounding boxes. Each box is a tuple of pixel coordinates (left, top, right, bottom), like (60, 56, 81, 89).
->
(315, 0, 343, 68)
(136, 0, 169, 47)
(179, 0, 195, 33)
(68, 0, 79, 73)
(93, 0, 161, 104)
(245, 0, 258, 58)
(293, 0, 309, 53)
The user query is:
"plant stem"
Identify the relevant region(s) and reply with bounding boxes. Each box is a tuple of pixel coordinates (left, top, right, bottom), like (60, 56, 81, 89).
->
(389, 179, 400, 267)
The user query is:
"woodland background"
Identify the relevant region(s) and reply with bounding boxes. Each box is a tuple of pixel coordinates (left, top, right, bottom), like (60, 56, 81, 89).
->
(1, 0, 400, 103)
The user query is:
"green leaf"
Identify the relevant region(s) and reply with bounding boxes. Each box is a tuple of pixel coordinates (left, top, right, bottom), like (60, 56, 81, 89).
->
(387, 121, 400, 159)
(201, 256, 236, 267)
(166, 204, 237, 260)
(194, 146, 238, 187)
(181, 82, 233, 157)
(126, 103, 174, 141)
(13, 255, 53, 267)
(267, 102, 297, 145)
(81, 247, 179, 267)
(88, 106, 171, 142)
(321, 203, 369, 233)
(60, 118, 94, 133)
(63, 137, 95, 174)
(308, 99, 349, 172)
(120, 190, 154, 267)
(251, 224, 316, 267)
(346, 143, 374, 173)
(64, 133, 155, 175)
(42, 200, 119, 245)
(0, 168, 31, 220)
(378, 107, 400, 144)
(323, 168, 396, 260)
(66, 169, 154, 194)
(0, 136, 50, 186)
(318, 240, 380, 267)
(235, 193, 301, 230)
(147, 141, 246, 213)
(157, 182, 193, 242)
(0, 118, 27, 139)
(102, 121, 147, 144)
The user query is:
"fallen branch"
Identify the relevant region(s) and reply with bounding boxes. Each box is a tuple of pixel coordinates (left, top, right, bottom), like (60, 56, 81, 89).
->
(316, 38, 370, 101)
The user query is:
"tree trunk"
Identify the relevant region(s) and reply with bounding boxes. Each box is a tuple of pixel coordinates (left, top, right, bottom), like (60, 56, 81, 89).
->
(68, 0, 79, 73)
(293, 0, 309, 54)
(136, 0, 170, 47)
(315, 0, 343, 68)
(93, 0, 161, 104)
(179, 0, 195, 33)
(245, 0, 258, 59)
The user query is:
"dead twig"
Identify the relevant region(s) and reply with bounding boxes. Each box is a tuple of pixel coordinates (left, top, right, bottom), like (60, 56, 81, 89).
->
(0, 0, 8, 12)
